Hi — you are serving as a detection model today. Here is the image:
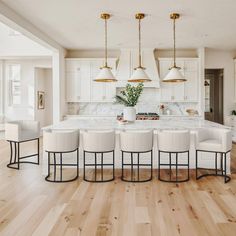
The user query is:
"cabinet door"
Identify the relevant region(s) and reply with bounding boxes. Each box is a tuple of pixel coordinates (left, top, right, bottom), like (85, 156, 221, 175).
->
(90, 60, 106, 102)
(184, 71, 198, 101)
(66, 61, 90, 102)
(66, 72, 79, 102)
(159, 60, 173, 101)
(79, 61, 91, 102)
(184, 60, 198, 101)
(105, 59, 117, 102)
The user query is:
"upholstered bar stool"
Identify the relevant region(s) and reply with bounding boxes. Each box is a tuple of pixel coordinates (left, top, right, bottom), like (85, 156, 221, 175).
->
(5, 120, 40, 169)
(82, 130, 115, 182)
(157, 130, 190, 183)
(44, 129, 79, 183)
(120, 130, 153, 182)
(195, 128, 232, 183)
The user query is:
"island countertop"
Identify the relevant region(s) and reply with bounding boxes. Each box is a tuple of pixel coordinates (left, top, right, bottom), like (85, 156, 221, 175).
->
(42, 117, 230, 131)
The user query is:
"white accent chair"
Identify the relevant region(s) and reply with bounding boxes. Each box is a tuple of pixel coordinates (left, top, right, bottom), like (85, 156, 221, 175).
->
(82, 130, 116, 182)
(5, 120, 40, 169)
(120, 130, 153, 182)
(195, 128, 232, 183)
(157, 130, 190, 183)
(43, 129, 79, 182)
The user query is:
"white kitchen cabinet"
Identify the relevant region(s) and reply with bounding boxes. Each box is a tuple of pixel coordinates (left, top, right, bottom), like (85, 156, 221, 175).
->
(159, 58, 199, 102)
(66, 58, 117, 103)
(66, 60, 91, 102)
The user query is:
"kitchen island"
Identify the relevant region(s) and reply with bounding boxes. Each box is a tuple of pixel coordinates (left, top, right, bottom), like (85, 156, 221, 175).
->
(42, 118, 232, 175)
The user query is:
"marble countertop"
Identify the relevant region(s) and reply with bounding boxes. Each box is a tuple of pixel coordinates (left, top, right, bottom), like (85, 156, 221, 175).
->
(43, 118, 230, 131)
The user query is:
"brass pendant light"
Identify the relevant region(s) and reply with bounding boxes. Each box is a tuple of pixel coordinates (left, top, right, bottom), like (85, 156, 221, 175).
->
(94, 13, 117, 82)
(163, 13, 186, 83)
(128, 13, 151, 82)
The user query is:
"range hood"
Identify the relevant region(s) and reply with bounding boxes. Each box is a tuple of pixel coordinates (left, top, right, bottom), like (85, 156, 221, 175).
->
(116, 48, 160, 88)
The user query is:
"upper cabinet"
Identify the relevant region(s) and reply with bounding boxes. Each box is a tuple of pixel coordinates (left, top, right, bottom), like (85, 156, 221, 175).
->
(66, 58, 117, 103)
(158, 58, 199, 102)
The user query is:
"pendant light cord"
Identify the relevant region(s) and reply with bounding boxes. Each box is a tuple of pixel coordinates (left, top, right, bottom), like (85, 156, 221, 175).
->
(173, 17, 176, 68)
(104, 17, 108, 67)
(138, 17, 141, 68)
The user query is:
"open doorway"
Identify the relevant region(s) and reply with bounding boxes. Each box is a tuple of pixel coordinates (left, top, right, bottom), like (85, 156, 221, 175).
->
(204, 69, 223, 124)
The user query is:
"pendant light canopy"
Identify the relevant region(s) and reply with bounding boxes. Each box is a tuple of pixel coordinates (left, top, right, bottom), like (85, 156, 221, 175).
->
(128, 13, 151, 83)
(163, 13, 186, 83)
(94, 13, 117, 82)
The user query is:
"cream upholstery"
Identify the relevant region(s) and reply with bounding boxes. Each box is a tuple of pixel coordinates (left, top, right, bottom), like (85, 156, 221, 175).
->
(44, 129, 79, 153)
(195, 128, 232, 152)
(157, 130, 190, 152)
(120, 130, 153, 152)
(5, 120, 40, 142)
(82, 130, 115, 152)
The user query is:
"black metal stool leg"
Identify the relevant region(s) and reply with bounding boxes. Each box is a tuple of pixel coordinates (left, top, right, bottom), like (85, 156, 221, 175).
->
(169, 152, 172, 181)
(53, 153, 56, 181)
(176, 153, 178, 183)
(83, 151, 86, 181)
(195, 150, 231, 183)
(101, 153, 104, 181)
(131, 152, 133, 181)
(196, 150, 198, 180)
(137, 153, 140, 181)
(37, 138, 40, 165)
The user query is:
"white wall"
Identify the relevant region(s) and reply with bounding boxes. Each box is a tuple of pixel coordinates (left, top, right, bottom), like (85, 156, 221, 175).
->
(205, 48, 236, 122)
(35, 68, 52, 128)
(3, 58, 52, 121)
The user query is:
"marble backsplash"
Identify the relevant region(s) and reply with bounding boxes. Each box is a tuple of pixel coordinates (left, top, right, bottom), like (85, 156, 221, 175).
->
(67, 102, 200, 116)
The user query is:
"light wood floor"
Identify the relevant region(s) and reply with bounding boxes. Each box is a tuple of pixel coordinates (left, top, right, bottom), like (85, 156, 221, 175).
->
(0, 139, 236, 236)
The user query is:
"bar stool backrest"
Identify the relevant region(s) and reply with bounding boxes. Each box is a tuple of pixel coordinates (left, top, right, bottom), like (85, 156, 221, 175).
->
(120, 130, 153, 152)
(195, 128, 232, 152)
(157, 130, 190, 152)
(43, 129, 79, 153)
(82, 130, 115, 152)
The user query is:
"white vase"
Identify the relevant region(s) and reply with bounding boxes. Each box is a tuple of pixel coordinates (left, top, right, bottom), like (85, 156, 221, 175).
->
(123, 107, 136, 122)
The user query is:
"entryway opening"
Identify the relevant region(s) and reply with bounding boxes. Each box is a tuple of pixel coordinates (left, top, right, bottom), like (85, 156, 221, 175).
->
(204, 69, 223, 124)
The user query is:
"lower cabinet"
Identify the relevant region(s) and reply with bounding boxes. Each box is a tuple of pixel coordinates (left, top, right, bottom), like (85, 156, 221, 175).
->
(66, 58, 117, 103)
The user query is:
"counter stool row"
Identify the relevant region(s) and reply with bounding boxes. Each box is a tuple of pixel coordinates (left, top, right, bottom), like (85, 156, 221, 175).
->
(5, 120, 232, 184)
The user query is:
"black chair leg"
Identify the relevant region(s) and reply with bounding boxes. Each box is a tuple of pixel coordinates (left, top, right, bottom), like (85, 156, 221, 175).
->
(195, 150, 231, 183)
(83, 151, 115, 183)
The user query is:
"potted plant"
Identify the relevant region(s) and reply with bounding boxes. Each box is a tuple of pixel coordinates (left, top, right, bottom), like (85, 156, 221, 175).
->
(115, 83, 144, 121)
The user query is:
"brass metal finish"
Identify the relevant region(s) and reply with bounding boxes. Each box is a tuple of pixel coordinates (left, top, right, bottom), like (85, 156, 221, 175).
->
(101, 13, 110, 20)
(95, 13, 117, 82)
(170, 13, 180, 20)
(163, 12, 186, 83)
(135, 13, 145, 20)
(128, 78, 151, 83)
(94, 78, 117, 82)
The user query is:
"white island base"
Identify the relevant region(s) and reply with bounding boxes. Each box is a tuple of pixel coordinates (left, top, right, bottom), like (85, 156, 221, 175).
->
(42, 118, 232, 176)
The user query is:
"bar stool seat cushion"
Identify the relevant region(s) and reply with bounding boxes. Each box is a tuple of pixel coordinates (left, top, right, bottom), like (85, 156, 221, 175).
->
(5, 120, 40, 142)
(197, 139, 222, 152)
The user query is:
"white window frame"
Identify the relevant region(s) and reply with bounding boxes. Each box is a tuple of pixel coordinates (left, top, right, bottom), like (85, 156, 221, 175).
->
(6, 64, 21, 107)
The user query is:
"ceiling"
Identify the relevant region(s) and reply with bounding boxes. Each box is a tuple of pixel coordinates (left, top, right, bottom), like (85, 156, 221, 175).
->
(2, 0, 236, 50)
(0, 21, 52, 57)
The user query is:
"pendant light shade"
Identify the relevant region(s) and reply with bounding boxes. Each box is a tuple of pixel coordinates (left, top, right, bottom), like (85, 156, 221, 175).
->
(128, 13, 151, 82)
(95, 66, 116, 82)
(163, 13, 186, 83)
(94, 13, 117, 82)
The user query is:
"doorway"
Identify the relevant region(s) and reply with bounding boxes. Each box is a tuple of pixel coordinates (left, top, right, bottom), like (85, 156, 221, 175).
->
(204, 69, 223, 124)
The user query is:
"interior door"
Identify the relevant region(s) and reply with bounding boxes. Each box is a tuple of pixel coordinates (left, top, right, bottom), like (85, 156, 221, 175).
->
(204, 69, 223, 124)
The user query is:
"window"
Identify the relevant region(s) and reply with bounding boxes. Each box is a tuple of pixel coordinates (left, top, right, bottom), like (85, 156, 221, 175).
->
(7, 64, 21, 105)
